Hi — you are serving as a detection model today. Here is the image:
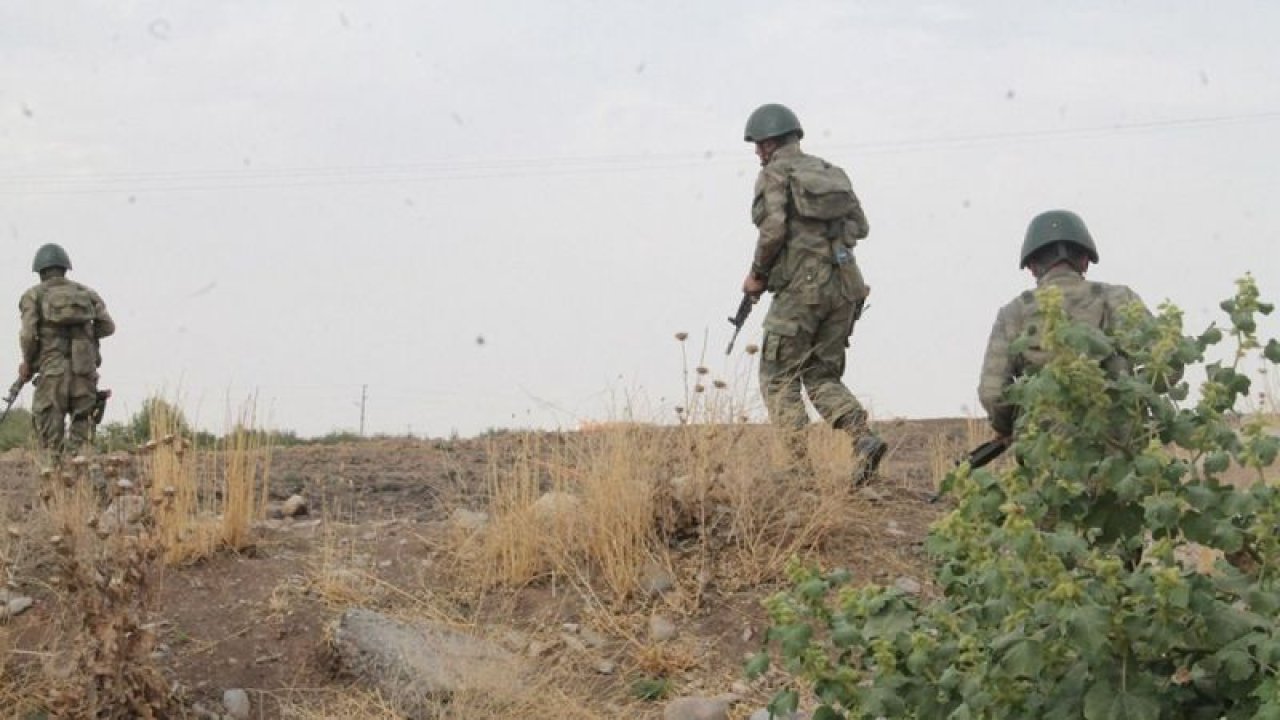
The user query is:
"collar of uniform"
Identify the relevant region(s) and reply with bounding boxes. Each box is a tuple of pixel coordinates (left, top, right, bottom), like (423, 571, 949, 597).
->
(767, 142, 803, 165)
(1035, 264, 1084, 288)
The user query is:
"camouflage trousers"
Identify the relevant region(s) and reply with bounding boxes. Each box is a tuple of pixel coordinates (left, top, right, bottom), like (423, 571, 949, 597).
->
(31, 370, 97, 464)
(758, 282, 867, 432)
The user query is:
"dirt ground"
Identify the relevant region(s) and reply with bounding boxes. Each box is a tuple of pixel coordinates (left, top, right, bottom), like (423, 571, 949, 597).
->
(0, 418, 974, 719)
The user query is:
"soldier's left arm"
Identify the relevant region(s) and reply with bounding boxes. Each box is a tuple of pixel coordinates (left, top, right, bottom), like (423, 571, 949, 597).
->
(978, 304, 1020, 436)
(750, 165, 790, 279)
(18, 289, 40, 369)
(89, 289, 116, 339)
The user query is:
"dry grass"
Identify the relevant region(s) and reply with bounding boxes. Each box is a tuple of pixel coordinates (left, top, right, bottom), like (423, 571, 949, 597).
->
(462, 412, 874, 609)
(276, 665, 608, 720)
(141, 399, 271, 565)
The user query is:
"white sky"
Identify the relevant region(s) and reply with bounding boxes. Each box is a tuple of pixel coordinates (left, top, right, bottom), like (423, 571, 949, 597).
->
(2, 1, 1278, 437)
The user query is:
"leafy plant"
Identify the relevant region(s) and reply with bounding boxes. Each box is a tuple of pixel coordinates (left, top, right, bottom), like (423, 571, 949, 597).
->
(749, 276, 1280, 719)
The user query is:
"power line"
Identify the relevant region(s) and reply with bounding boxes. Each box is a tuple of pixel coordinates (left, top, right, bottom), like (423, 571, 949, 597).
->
(1, 109, 1277, 196)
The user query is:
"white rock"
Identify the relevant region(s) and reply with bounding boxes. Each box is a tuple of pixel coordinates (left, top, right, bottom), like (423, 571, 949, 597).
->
(281, 494, 308, 517)
(641, 560, 676, 596)
(649, 613, 678, 642)
(894, 576, 923, 595)
(664, 694, 737, 720)
(331, 608, 524, 717)
(222, 688, 251, 719)
(532, 491, 580, 522)
(450, 508, 490, 533)
(2, 595, 34, 619)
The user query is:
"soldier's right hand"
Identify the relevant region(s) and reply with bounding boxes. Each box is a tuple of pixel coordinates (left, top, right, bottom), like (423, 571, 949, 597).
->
(17, 362, 31, 383)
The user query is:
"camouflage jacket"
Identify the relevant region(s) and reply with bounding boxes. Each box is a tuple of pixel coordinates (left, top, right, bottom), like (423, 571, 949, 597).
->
(19, 277, 115, 375)
(750, 143, 869, 301)
(978, 265, 1150, 435)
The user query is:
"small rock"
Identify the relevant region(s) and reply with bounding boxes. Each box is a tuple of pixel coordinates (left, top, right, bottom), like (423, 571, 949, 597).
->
(190, 702, 221, 720)
(894, 576, 923, 595)
(532, 491, 580, 522)
(885, 519, 906, 537)
(664, 694, 737, 720)
(450, 508, 490, 533)
(527, 638, 558, 657)
(750, 710, 808, 720)
(222, 688, 251, 719)
(730, 681, 750, 696)
(282, 494, 308, 517)
(561, 633, 588, 653)
(649, 613, 678, 642)
(595, 659, 616, 674)
(641, 560, 676, 596)
(3, 595, 34, 619)
(580, 628, 608, 648)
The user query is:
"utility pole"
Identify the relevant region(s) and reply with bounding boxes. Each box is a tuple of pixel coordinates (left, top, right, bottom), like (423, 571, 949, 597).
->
(359, 384, 367, 437)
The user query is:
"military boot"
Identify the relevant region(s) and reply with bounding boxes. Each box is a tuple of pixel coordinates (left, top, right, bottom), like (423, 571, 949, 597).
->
(834, 411, 887, 486)
(852, 434, 888, 486)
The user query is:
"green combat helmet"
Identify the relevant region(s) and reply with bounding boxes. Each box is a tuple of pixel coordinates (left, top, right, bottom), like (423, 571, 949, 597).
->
(744, 103, 804, 143)
(32, 243, 72, 273)
(1019, 209, 1100, 269)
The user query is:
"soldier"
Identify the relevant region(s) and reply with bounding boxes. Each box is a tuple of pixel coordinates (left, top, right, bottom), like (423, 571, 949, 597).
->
(18, 243, 115, 466)
(979, 210, 1152, 440)
(741, 103, 886, 484)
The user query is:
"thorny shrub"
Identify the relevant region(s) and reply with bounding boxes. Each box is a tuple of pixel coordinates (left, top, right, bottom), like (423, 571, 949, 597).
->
(750, 276, 1280, 719)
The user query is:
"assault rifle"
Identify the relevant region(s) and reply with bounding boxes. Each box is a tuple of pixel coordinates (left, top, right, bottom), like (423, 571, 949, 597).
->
(725, 293, 759, 355)
(967, 437, 1010, 470)
(0, 378, 26, 426)
(930, 436, 1011, 503)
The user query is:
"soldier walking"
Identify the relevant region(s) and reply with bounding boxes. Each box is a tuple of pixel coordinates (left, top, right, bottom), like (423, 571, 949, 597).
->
(740, 103, 886, 484)
(18, 243, 115, 467)
(979, 210, 1155, 440)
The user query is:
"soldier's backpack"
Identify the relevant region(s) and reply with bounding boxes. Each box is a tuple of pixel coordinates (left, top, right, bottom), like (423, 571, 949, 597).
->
(39, 283, 97, 327)
(788, 162, 859, 221)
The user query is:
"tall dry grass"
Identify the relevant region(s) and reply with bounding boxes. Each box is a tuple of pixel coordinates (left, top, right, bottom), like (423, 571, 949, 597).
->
(141, 400, 271, 564)
(465, 382, 870, 608)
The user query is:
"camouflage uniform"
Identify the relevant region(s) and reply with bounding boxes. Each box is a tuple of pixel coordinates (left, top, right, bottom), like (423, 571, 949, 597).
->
(752, 143, 871, 430)
(19, 276, 115, 459)
(978, 264, 1149, 435)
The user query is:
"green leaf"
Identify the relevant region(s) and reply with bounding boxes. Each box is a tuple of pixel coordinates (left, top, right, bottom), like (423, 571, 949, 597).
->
(1000, 638, 1045, 678)
(1083, 676, 1161, 720)
(1203, 451, 1230, 474)
(744, 652, 770, 679)
(1066, 604, 1111, 657)
(768, 689, 800, 716)
(1218, 647, 1255, 682)
(812, 707, 843, 720)
(1266, 339, 1280, 364)
(1143, 493, 1182, 530)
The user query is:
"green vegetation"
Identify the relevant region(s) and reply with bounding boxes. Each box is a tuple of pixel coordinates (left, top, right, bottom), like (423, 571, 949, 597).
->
(0, 407, 33, 451)
(750, 276, 1280, 719)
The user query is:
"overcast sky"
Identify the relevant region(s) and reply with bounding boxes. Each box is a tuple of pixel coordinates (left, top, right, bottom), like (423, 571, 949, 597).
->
(2, 1, 1278, 438)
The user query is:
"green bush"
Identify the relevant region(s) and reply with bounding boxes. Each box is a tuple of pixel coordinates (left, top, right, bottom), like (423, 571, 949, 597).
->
(749, 276, 1280, 719)
(0, 407, 33, 451)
